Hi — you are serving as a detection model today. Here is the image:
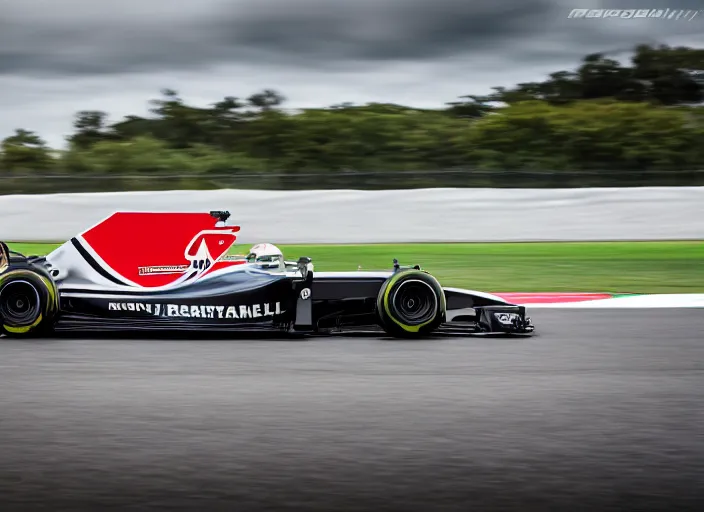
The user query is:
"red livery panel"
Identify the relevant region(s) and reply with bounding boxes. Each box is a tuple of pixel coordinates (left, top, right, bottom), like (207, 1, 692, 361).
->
(79, 212, 243, 288)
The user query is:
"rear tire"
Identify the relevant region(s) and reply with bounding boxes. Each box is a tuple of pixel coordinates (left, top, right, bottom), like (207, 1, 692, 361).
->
(376, 270, 446, 338)
(0, 269, 58, 338)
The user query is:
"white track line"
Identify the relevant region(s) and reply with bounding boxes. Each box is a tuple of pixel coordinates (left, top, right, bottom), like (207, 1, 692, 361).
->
(523, 294, 704, 308)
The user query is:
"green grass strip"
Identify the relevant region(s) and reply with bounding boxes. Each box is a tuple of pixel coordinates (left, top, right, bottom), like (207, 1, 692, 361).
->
(6, 241, 704, 294)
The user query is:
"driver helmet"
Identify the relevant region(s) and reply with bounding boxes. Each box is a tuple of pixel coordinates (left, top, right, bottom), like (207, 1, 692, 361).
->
(246, 243, 284, 270)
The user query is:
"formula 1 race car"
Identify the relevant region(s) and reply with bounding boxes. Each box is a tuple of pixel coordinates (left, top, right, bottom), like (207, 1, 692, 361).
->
(0, 211, 534, 339)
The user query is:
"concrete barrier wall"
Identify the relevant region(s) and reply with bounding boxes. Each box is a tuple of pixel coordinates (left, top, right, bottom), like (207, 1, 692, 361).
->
(1, 187, 702, 243)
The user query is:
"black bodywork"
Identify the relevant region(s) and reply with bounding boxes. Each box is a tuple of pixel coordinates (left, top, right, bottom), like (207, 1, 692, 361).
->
(0, 241, 534, 338)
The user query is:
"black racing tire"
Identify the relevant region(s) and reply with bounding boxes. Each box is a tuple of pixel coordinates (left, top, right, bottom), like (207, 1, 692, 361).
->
(376, 270, 446, 338)
(0, 269, 58, 338)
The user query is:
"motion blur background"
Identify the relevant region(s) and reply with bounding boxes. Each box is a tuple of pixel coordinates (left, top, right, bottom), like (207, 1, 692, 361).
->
(2, 0, 704, 194)
(2, 2, 704, 512)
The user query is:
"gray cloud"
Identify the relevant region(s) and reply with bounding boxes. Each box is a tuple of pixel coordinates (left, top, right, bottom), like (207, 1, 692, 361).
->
(2, 0, 702, 76)
(0, 0, 702, 146)
(213, 0, 556, 63)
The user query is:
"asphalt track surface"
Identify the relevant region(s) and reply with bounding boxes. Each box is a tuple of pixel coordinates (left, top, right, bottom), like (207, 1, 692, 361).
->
(1, 309, 703, 512)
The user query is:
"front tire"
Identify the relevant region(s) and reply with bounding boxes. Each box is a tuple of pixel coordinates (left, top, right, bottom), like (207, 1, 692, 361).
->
(0, 269, 58, 338)
(376, 270, 446, 338)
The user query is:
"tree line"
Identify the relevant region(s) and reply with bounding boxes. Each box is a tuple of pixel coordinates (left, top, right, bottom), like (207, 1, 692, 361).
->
(2, 44, 704, 192)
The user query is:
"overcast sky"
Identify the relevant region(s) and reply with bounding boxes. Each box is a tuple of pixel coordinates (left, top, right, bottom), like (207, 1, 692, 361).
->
(1, 0, 703, 148)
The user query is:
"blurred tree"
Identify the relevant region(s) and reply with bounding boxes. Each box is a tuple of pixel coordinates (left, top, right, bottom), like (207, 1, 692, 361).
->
(483, 45, 704, 106)
(246, 89, 286, 111)
(210, 96, 246, 151)
(631, 44, 704, 105)
(456, 99, 704, 172)
(1, 129, 55, 172)
(146, 89, 215, 148)
(445, 95, 494, 117)
(3, 44, 704, 193)
(67, 110, 111, 149)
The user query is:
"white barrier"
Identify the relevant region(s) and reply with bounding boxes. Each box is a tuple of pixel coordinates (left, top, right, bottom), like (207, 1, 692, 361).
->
(1, 187, 703, 243)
